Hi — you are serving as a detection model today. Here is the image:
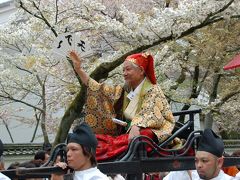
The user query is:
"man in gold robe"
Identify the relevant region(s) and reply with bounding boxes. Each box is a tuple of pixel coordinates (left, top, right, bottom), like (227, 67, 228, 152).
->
(69, 51, 175, 161)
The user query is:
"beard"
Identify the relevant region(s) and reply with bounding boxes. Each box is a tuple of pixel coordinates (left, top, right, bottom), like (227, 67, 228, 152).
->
(123, 83, 131, 93)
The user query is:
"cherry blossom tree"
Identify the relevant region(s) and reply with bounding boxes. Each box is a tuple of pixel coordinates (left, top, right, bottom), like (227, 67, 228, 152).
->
(0, 14, 77, 143)
(158, 19, 240, 135)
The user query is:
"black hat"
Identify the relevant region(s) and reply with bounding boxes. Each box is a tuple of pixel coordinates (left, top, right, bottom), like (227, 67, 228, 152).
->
(197, 128, 224, 157)
(67, 122, 98, 153)
(0, 139, 3, 156)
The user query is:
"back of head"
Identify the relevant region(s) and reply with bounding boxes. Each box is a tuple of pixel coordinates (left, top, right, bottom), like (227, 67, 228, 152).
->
(34, 150, 46, 161)
(197, 128, 224, 157)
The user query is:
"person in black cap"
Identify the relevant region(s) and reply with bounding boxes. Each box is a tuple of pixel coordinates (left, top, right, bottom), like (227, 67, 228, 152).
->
(194, 128, 234, 180)
(163, 128, 237, 180)
(51, 122, 109, 180)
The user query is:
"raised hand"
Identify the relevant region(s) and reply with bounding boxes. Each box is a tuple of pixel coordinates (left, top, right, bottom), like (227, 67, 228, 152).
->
(68, 51, 89, 85)
(68, 51, 82, 70)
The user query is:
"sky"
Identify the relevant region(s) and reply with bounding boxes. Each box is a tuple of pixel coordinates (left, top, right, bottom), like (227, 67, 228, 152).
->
(0, 0, 11, 4)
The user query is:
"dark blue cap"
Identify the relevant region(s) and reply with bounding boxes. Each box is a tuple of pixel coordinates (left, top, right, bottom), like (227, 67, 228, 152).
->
(198, 128, 224, 157)
(67, 122, 98, 153)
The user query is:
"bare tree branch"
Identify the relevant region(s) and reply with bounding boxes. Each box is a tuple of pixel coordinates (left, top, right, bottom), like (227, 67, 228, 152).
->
(0, 94, 43, 112)
(19, 0, 57, 37)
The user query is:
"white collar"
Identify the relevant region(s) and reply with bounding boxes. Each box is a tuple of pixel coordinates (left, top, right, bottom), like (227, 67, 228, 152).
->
(74, 167, 97, 175)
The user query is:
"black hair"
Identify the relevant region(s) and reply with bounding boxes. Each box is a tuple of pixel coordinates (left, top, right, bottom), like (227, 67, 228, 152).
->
(81, 145, 97, 167)
(34, 150, 47, 161)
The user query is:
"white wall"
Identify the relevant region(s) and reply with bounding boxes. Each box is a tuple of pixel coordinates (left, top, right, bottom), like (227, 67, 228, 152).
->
(0, 0, 15, 24)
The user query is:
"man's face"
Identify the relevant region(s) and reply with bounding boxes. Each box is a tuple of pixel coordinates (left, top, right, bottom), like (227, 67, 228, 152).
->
(195, 151, 223, 179)
(67, 143, 91, 171)
(123, 61, 144, 88)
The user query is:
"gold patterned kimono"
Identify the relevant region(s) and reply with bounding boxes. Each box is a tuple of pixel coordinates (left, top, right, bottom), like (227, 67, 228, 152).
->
(85, 77, 175, 142)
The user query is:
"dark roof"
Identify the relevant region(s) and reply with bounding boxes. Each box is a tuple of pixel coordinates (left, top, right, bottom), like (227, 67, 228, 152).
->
(3, 143, 42, 156)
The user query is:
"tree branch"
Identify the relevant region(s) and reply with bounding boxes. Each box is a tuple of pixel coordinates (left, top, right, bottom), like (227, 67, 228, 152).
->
(0, 94, 43, 112)
(19, 0, 57, 37)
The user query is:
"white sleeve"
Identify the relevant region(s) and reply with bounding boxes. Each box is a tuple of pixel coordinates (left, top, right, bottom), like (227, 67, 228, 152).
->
(163, 171, 192, 180)
(163, 172, 172, 180)
(233, 172, 240, 179)
(163, 171, 176, 180)
(0, 173, 11, 180)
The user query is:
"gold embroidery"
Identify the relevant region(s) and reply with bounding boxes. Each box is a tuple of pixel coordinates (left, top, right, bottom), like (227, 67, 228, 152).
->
(86, 77, 175, 139)
(155, 97, 163, 111)
(87, 96, 97, 109)
(132, 116, 142, 124)
(115, 85, 122, 99)
(103, 101, 112, 113)
(142, 52, 150, 59)
(147, 119, 156, 127)
(85, 114, 97, 127)
(126, 57, 136, 64)
(103, 84, 112, 96)
(89, 79, 101, 91)
(86, 78, 122, 136)
(154, 106, 162, 119)
(95, 127, 105, 134)
(166, 111, 175, 123)
(103, 119, 117, 130)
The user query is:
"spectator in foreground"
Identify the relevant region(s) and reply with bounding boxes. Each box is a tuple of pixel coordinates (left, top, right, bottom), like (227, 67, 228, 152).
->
(51, 122, 109, 180)
(163, 128, 238, 180)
